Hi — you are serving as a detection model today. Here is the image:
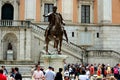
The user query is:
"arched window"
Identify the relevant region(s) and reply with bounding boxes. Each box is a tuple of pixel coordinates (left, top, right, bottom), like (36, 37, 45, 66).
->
(1, 3, 14, 20)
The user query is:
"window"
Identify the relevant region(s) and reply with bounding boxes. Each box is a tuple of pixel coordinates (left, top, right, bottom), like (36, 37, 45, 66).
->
(81, 5, 90, 23)
(72, 32, 74, 37)
(97, 33, 99, 38)
(44, 3, 53, 22)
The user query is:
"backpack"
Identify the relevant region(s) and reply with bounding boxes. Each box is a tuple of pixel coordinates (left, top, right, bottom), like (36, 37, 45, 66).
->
(118, 68, 120, 75)
(114, 67, 118, 74)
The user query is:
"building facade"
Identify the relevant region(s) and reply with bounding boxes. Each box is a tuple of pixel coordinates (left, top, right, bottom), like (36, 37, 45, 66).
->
(0, 0, 120, 66)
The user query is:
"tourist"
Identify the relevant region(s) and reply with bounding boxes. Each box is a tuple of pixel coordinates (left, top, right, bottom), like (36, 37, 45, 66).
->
(90, 64, 94, 76)
(1, 66, 8, 75)
(14, 67, 22, 80)
(79, 70, 88, 80)
(86, 67, 90, 80)
(33, 65, 44, 80)
(107, 64, 112, 77)
(0, 69, 7, 80)
(10, 68, 15, 80)
(55, 68, 63, 80)
(45, 66, 56, 80)
(64, 69, 69, 80)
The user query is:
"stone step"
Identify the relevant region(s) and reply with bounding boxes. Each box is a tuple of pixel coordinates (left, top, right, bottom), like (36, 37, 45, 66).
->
(1, 65, 33, 75)
(0, 60, 35, 65)
(0, 64, 44, 76)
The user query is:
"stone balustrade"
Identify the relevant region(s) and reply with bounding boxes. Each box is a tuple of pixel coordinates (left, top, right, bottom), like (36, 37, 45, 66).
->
(87, 50, 120, 60)
(0, 20, 30, 27)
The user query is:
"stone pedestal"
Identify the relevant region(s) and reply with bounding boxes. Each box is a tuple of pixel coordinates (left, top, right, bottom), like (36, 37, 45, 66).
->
(7, 50, 13, 60)
(41, 55, 67, 72)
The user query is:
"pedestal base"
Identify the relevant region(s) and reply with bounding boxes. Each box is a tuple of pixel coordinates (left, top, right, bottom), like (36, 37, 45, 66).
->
(7, 50, 13, 60)
(41, 55, 67, 72)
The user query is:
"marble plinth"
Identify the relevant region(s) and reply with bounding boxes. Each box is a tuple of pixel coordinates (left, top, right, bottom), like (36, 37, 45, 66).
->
(41, 55, 68, 72)
(7, 50, 13, 60)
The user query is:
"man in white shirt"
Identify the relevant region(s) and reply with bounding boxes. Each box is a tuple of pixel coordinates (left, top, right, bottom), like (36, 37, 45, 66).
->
(79, 70, 88, 80)
(33, 65, 44, 80)
(64, 69, 69, 77)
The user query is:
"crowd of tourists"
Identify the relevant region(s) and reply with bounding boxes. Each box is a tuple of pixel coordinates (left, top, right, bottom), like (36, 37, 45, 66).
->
(1, 63, 120, 80)
(63, 63, 120, 80)
(0, 66, 22, 80)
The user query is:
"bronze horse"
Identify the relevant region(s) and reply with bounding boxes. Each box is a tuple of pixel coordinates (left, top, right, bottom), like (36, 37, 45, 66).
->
(45, 13, 68, 54)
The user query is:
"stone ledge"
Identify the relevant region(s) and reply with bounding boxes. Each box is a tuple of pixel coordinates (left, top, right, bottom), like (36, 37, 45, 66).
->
(41, 55, 68, 59)
(0, 60, 34, 65)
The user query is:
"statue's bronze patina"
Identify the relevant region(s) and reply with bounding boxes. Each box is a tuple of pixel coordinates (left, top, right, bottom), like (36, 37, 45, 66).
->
(43, 6, 68, 54)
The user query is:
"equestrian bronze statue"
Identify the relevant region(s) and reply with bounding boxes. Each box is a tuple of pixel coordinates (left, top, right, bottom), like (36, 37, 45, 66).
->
(43, 6, 68, 54)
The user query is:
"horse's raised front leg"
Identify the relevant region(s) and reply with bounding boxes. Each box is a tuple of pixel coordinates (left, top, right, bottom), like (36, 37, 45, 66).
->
(45, 37, 49, 55)
(64, 30, 68, 43)
(58, 39, 62, 55)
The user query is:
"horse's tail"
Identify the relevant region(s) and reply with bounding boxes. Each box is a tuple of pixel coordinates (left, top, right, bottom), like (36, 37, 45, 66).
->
(63, 29, 68, 43)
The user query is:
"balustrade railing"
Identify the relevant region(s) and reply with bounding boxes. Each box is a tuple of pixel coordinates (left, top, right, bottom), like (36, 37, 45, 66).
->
(87, 50, 120, 59)
(0, 20, 30, 27)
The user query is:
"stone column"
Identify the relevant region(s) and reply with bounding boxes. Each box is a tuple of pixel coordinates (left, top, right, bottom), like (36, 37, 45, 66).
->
(25, 29, 31, 60)
(25, 0, 36, 20)
(0, 29, 2, 60)
(14, 0, 19, 20)
(0, 0, 2, 20)
(62, 0, 73, 22)
(98, 0, 112, 23)
(19, 29, 25, 60)
(41, 55, 67, 73)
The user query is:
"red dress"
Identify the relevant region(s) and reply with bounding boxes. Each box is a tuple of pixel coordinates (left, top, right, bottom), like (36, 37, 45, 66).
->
(97, 69, 101, 76)
(90, 66, 94, 76)
(0, 74, 7, 80)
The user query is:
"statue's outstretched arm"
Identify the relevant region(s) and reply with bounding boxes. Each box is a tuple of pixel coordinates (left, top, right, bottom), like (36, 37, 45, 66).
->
(43, 12, 52, 17)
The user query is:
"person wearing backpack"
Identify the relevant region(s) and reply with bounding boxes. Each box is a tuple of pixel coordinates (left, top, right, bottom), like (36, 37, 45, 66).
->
(118, 64, 120, 80)
(114, 66, 119, 79)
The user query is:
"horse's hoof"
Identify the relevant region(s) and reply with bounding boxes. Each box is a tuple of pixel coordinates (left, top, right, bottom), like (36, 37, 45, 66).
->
(58, 52, 62, 55)
(48, 53, 51, 55)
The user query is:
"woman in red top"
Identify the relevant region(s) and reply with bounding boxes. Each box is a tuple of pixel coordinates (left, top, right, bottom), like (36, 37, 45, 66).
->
(97, 69, 101, 76)
(97, 65, 101, 77)
(0, 69, 7, 80)
(90, 64, 94, 76)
